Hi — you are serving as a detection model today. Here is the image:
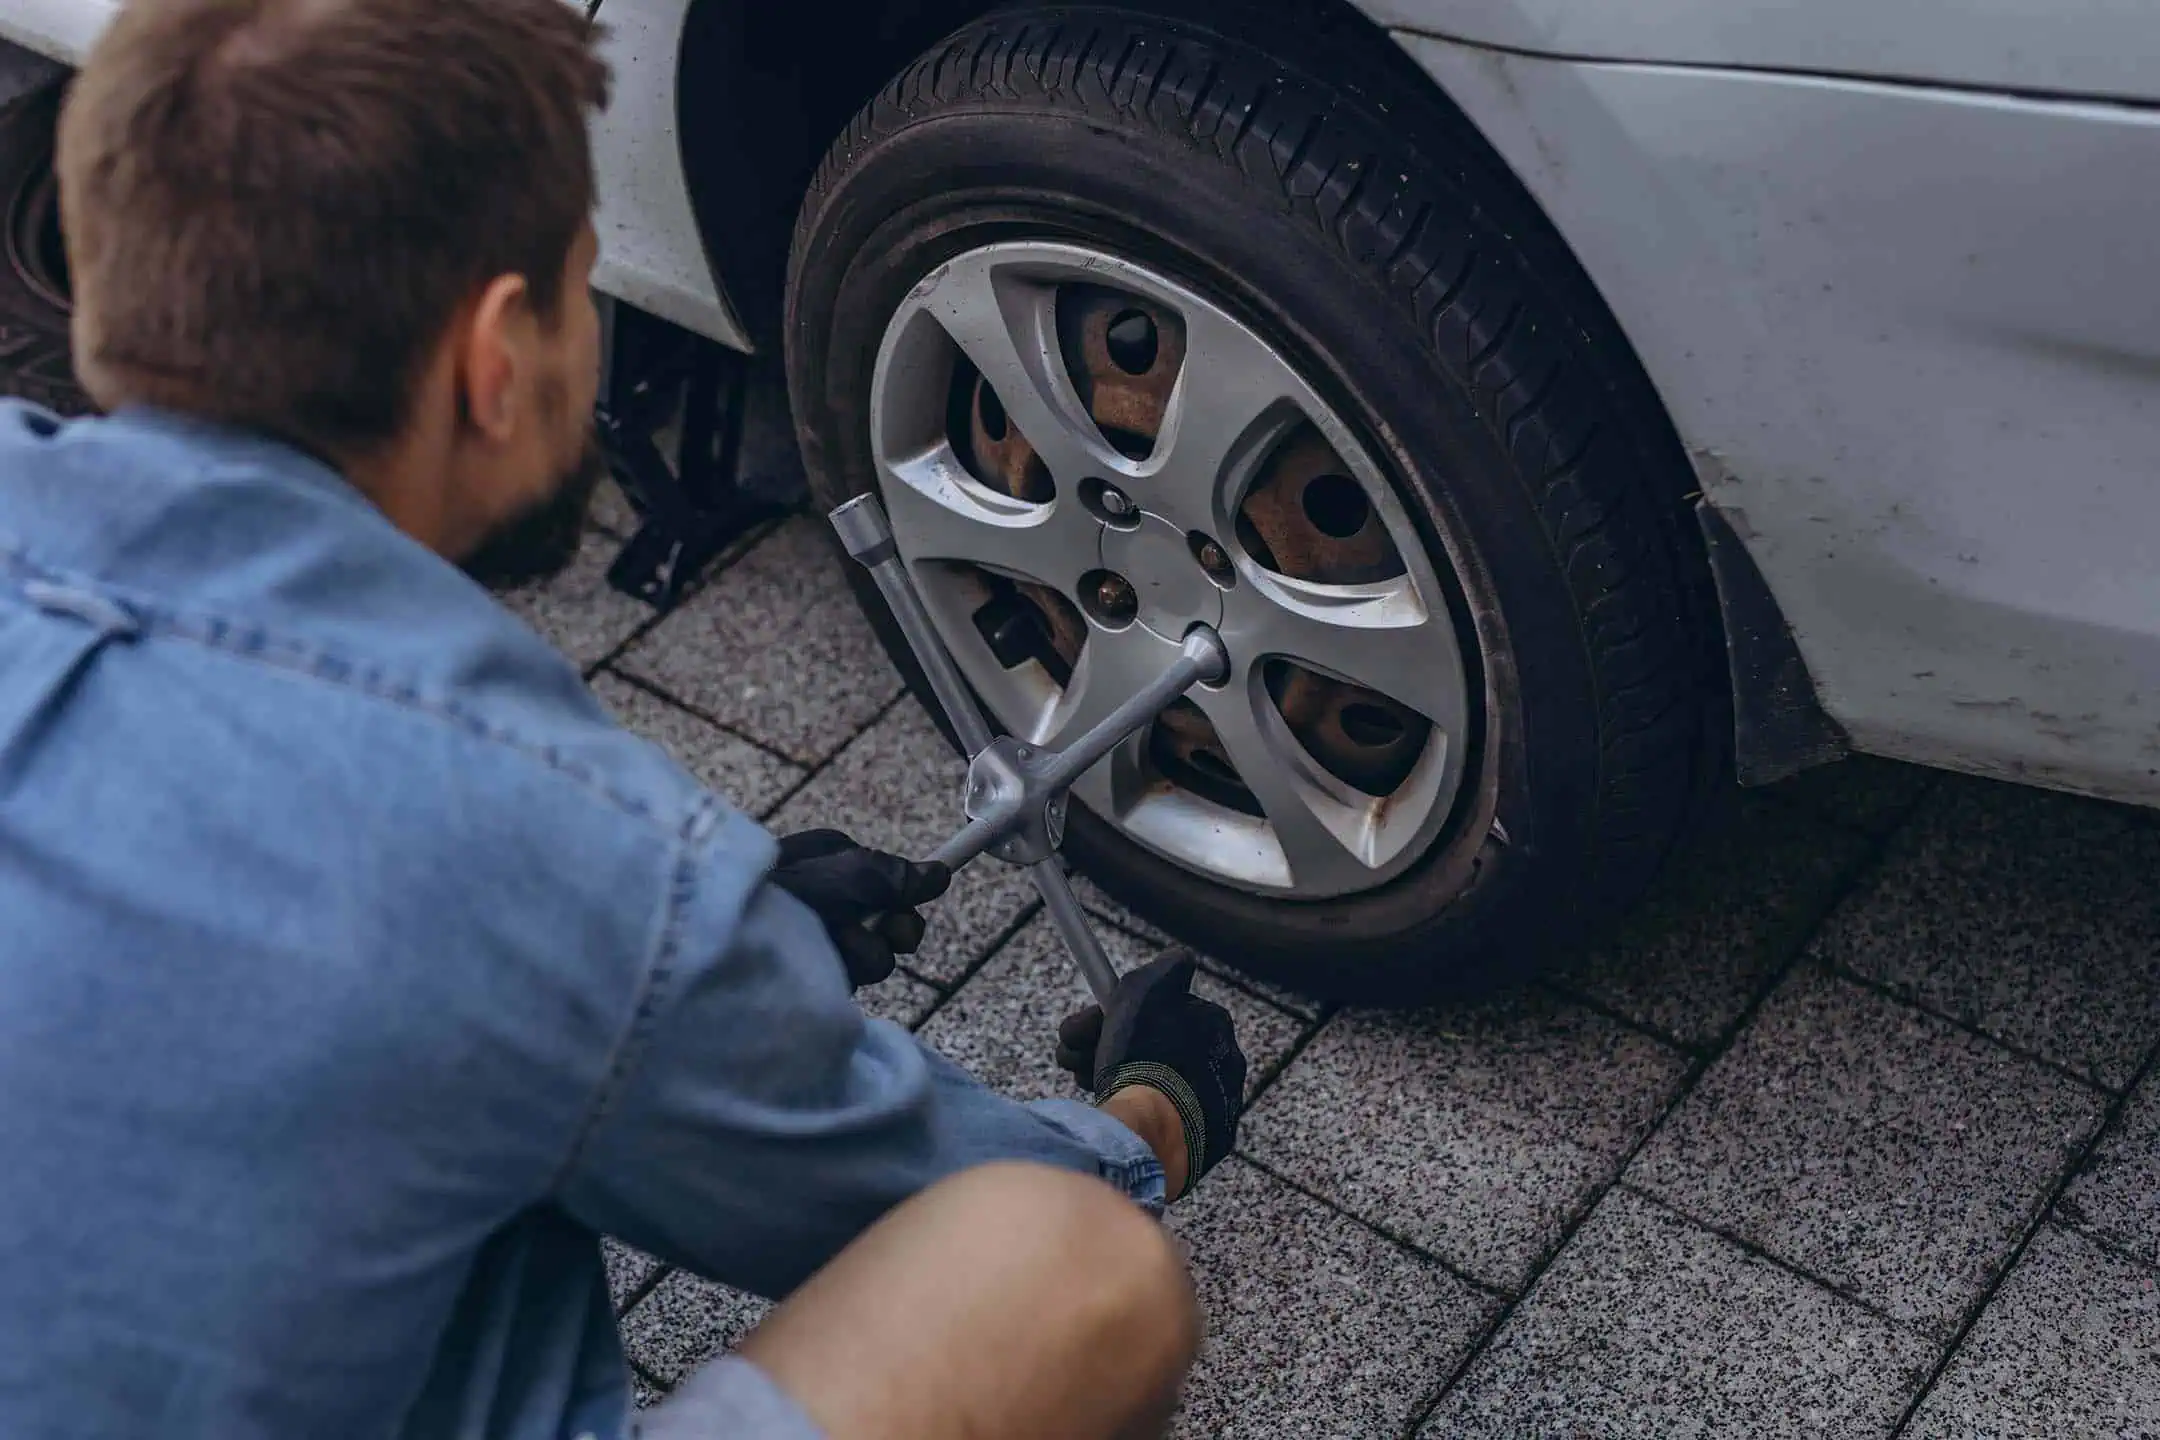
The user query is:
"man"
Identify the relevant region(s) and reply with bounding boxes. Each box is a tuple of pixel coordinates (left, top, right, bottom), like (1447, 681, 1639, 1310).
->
(0, 2, 1250, 1437)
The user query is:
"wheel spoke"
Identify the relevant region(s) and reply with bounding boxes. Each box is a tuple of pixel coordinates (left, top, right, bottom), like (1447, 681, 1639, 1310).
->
(1147, 305, 1308, 524)
(1220, 569, 1466, 733)
(1040, 625, 1187, 821)
(867, 240, 1475, 902)
(912, 251, 1119, 482)
(1192, 672, 1380, 893)
(881, 443, 1104, 596)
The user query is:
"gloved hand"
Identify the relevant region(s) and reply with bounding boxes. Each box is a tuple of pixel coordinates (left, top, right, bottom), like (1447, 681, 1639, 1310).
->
(770, 829, 951, 990)
(1055, 949, 1246, 1199)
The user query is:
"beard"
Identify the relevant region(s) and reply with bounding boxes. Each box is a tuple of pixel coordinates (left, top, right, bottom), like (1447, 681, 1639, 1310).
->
(461, 431, 609, 591)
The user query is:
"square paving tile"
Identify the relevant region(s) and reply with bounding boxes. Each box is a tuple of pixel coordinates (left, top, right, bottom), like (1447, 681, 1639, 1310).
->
(1240, 993, 1689, 1292)
(591, 673, 803, 817)
(2063, 1067, 2160, 1267)
(769, 702, 1035, 984)
(618, 1269, 771, 1386)
(1069, 871, 1173, 946)
(501, 527, 654, 670)
(918, 916, 1310, 1105)
(587, 474, 640, 540)
(854, 969, 943, 1030)
(1167, 1157, 1496, 1438)
(1630, 968, 2106, 1333)
(615, 517, 901, 765)
(1808, 778, 2160, 1090)
(603, 1239, 662, 1315)
(1554, 792, 1871, 1048)
(1426, 1188, 1936, 1437)
(1906, 1223, 2160, 1439)
(1767, 755, 1935, 837)
(1066, 874, 1325, 1020)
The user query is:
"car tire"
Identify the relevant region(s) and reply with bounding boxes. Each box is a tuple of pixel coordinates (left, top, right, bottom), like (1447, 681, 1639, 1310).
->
(785, 2, 1724, 1004)
(0, 77, 85, 417)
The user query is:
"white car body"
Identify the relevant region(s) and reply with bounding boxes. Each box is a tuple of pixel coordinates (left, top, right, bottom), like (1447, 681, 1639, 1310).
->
(7, 0, 2157, 807)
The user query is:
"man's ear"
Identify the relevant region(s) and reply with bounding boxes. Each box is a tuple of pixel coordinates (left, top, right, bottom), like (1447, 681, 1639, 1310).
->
(456, 272, 535, 442)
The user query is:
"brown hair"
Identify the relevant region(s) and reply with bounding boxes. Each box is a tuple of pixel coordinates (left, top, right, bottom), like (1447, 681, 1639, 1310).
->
(56, 0, 611, 455)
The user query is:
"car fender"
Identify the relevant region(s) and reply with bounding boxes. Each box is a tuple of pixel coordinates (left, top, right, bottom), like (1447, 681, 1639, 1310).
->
(1407, 31, 2160, 806)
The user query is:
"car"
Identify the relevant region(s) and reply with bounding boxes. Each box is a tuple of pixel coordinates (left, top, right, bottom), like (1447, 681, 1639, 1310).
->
(4, 0, 2156, 1005)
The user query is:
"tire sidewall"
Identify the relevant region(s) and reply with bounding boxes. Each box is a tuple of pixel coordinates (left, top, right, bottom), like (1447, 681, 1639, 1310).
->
(0, 82, 86, 418)
(788, 108, 1605, 995)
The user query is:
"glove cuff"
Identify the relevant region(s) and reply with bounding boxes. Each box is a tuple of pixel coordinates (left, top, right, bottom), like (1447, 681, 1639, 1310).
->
(1098, 1061, 1209, 1202)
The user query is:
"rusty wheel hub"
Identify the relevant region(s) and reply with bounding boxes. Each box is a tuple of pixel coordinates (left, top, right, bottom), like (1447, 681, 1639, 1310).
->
(954, 288, 1431, 810)
(870, 240, 1469, 896)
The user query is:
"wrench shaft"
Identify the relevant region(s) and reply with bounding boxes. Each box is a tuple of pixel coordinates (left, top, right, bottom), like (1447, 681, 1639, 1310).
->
(832, 496, 997, 758)
(830, 494, 1228, 1007)
(1035, 630, 1227, 794)
(1029, 862, 1120, 1003)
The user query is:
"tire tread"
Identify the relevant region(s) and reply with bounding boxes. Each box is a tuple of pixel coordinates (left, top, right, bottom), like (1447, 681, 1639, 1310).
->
(789, 5, 1722, 995)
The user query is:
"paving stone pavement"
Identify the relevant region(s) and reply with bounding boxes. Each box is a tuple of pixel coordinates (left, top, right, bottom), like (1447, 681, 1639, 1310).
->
(514, 479, 2160, 1437)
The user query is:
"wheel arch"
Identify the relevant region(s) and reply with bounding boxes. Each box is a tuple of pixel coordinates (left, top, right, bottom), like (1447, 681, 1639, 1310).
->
(672, 0, 1000, 347)
(671, 0, 1555, 346)
(671, 0, 1817, 779)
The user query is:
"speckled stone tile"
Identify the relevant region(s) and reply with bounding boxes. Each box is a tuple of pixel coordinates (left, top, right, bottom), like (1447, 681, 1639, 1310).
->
(918, 916, 1309, 1104)
(1426, 1188, 1935, 1437)
(854, 968, 943, 1030)
(615, 517, 900, 765)
(1240, 994, 1689, 1292)
(590, 673, 803, 817)
(1808, 778, 2160, 1090)
(1065, 873, 1325, 1019)
(1166, 1157, 1495, 1439)
(1200, 962, 1327, 1023)
(630, 1370, 665, 1409)
(603, 1240, 662, 1315)
(769, 702, 1034, 983)
(1067, 872, 1330, 1019)
(1630, 968, 2106, 1333)
(1768, 755, 1936, 837)
(587, 474, 640, 540)
(618, 1269, 771, 1386)
(1554, 792, 1871, 1048)
(2063, 1067, 2160, 1267)
(1907, 1223, 2160, 1439)
(501, 527, 653, 669)
(1068, 871, 1173, 946)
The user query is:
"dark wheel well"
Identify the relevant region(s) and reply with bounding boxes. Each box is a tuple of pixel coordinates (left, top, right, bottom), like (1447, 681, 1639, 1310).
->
(674, 0, 1731, 796)
(673, 0, 1544, 346)
(674, 0, 1006, 346)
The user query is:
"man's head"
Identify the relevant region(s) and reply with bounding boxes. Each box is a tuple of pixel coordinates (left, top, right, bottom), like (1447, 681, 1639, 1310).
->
(56, 0, 613, 586)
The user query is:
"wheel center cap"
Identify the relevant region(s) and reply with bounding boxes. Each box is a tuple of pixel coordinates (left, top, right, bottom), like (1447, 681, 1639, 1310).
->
(1100, 512, 1223, 641)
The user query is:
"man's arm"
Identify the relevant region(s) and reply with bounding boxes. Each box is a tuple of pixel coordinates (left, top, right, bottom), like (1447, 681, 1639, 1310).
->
(550, 810, 1167, 1301)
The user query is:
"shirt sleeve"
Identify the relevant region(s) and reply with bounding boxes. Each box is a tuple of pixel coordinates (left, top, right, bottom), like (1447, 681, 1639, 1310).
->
(551, 805, 1164, 1300)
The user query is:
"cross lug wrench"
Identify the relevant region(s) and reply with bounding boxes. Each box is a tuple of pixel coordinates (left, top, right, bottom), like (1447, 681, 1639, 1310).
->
(830, 494, 1229, 1004)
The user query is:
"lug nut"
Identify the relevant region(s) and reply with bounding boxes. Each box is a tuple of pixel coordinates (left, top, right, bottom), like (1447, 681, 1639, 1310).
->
(1189, 532, 1236, 588)
(1082, 477, 1140, 527)
(1089, 571, 1139, 626)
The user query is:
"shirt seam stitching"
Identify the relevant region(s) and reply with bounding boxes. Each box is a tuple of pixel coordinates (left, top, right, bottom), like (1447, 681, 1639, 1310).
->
(0, 546, 689, 834)
(547, 824, 703, 1191)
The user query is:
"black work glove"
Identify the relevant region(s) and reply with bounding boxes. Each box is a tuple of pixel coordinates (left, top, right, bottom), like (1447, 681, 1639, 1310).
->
(770, 829, 951, 990)
(1055, 949, 1246, 1200)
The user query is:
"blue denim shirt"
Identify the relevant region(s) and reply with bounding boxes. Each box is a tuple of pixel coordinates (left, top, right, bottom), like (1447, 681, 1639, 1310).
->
(0, 404, 1162, 1440)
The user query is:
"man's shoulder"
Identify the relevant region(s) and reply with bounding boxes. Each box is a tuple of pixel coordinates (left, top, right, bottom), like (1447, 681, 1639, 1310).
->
(0, 400, 737, 850)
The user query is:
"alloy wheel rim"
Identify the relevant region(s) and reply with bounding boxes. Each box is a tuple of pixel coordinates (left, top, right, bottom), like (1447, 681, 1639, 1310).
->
(868, 240, 1473, 899)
